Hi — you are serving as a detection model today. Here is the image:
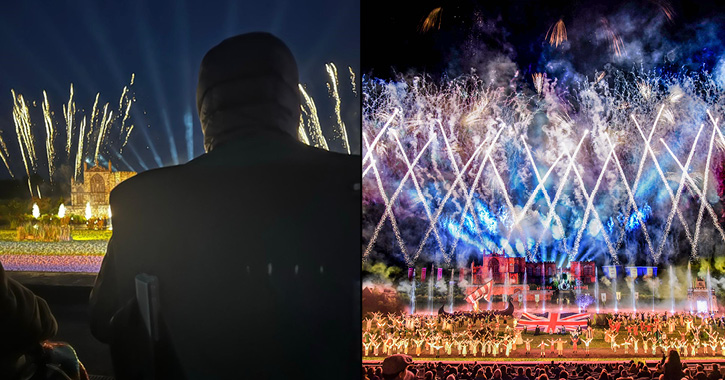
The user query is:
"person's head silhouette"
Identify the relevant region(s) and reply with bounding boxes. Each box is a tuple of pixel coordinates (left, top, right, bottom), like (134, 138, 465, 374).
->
(196, 32, 300, 152)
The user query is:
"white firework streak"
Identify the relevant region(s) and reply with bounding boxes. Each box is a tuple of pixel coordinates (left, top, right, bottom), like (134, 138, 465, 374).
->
(412, 138, 490, 264)
(363, 163, 373, 178)
(605, 134, 657, 260)
(691, 117, 718, 259)
(449, 127, 505, 259)
(613, 105, 664, 251)
(532, 133, 589, 259)
(570, 147, 618, 264)
(518, 134, 573, 258)
(436, 120, 483, 244)
(435, 120, 484, 240)
(631, 114, 694, 247)
(391, 132, 447, 259)
(362, 108, 400, 165)
(661, 133, 725, 249)
(363, 134, 435, 261)
(654, 124, 704, 263)
(363, 132, 410, 264)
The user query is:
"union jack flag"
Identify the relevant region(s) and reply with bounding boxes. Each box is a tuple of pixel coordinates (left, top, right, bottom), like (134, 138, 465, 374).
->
(516, 312, 589, 333)
(464, 280, 492, 305)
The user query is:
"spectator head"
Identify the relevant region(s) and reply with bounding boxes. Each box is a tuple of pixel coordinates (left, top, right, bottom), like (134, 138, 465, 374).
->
(381, 354, 415, 380)
(560, 371, 569, 380)
(196, 32, 300, 152)
(494, 369, 502, 380)
(519, 368, 524, 376)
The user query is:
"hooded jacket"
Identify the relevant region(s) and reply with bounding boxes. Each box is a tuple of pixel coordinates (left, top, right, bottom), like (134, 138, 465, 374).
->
(90, 32, 360, 379)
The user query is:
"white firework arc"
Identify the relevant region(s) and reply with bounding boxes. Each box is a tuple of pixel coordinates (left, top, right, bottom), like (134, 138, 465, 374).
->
(612, 105, 665, 252)
(631, 114, 694, 248)
(362, 133, 436, 261)
(531, 132, 589, 260)
(605, 134, 657, 260)
(363, 132, 411, 264)
(567, 147, 619, 264)
(655, 124, 704, 263)
(448, 127, 506, 259)
(661, 132, 725, 250)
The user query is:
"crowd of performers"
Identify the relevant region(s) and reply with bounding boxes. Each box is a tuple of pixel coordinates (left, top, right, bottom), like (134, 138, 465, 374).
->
(362, 310, 725, 358)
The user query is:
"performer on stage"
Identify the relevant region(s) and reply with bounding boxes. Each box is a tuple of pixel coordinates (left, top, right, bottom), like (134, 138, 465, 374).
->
(555, 338, 565, 357)
(581, 337, 593, 357)
(570, 334, 579, 353)
(523, 338, 533, 356)
(538, 341, 548, 357)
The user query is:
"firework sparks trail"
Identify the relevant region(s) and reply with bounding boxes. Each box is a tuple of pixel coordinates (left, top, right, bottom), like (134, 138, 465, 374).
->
(630, 113, 694, 248)
(94, 103, 114, 163)
(435, 120, 488, 245)
(531, 133, 589, 259)
(63, 84, 75, 155)
(11, 90, 36, 182)
(363, 70, 725, 267)
(419, 7, 442, 33)
(390, 132, 447, 259)
(547, 19, 567, 47)
(449, 127, 505, 260)
(299, 84, 329, 150)
(568, 148, 619, 264)
(363, 132, 411, 264)
(363, 135, 436, 261)
(88, 93, 100, 145)
(601, 17, 625, 58)
(661, 133, 725, 247)
(362, 108, 399, 165)
(349, 67, 357, 97)
(42, 91, 55, 180)
(655, 124, 704, 263)
(650, 0, 676, 22)
(605, 134, 657, 260)
(325, 63, 350, 154)
(613, 105, 665, 252)
(520, 136, 569, 255)
(691, 117, 718, 259)
(0, 134, 12, 177)
(533, 73, 545, 94)
(413, 140, 489, 265)
(297, 115, 311, 146)
(75, 117, 86, 181)
(515, 132, 587, 228)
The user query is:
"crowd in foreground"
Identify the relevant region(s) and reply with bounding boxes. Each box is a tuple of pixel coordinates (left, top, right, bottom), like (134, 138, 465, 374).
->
(365, 349, 724, 380)
(363, 310, 725, 358)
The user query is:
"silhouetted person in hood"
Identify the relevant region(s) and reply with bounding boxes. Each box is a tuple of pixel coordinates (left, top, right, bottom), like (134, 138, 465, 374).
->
(89, 32, 360, 379)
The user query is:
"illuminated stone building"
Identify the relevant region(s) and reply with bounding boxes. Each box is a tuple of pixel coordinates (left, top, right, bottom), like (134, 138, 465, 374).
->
(67, 161, 136, 218)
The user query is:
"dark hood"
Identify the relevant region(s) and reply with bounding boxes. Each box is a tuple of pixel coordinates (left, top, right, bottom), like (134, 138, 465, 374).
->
(196, 32, 300, 152)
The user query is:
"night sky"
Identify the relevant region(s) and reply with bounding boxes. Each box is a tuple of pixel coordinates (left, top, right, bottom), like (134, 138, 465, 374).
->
(0, 0, 359, 187)
(363, 0, 725, 80)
